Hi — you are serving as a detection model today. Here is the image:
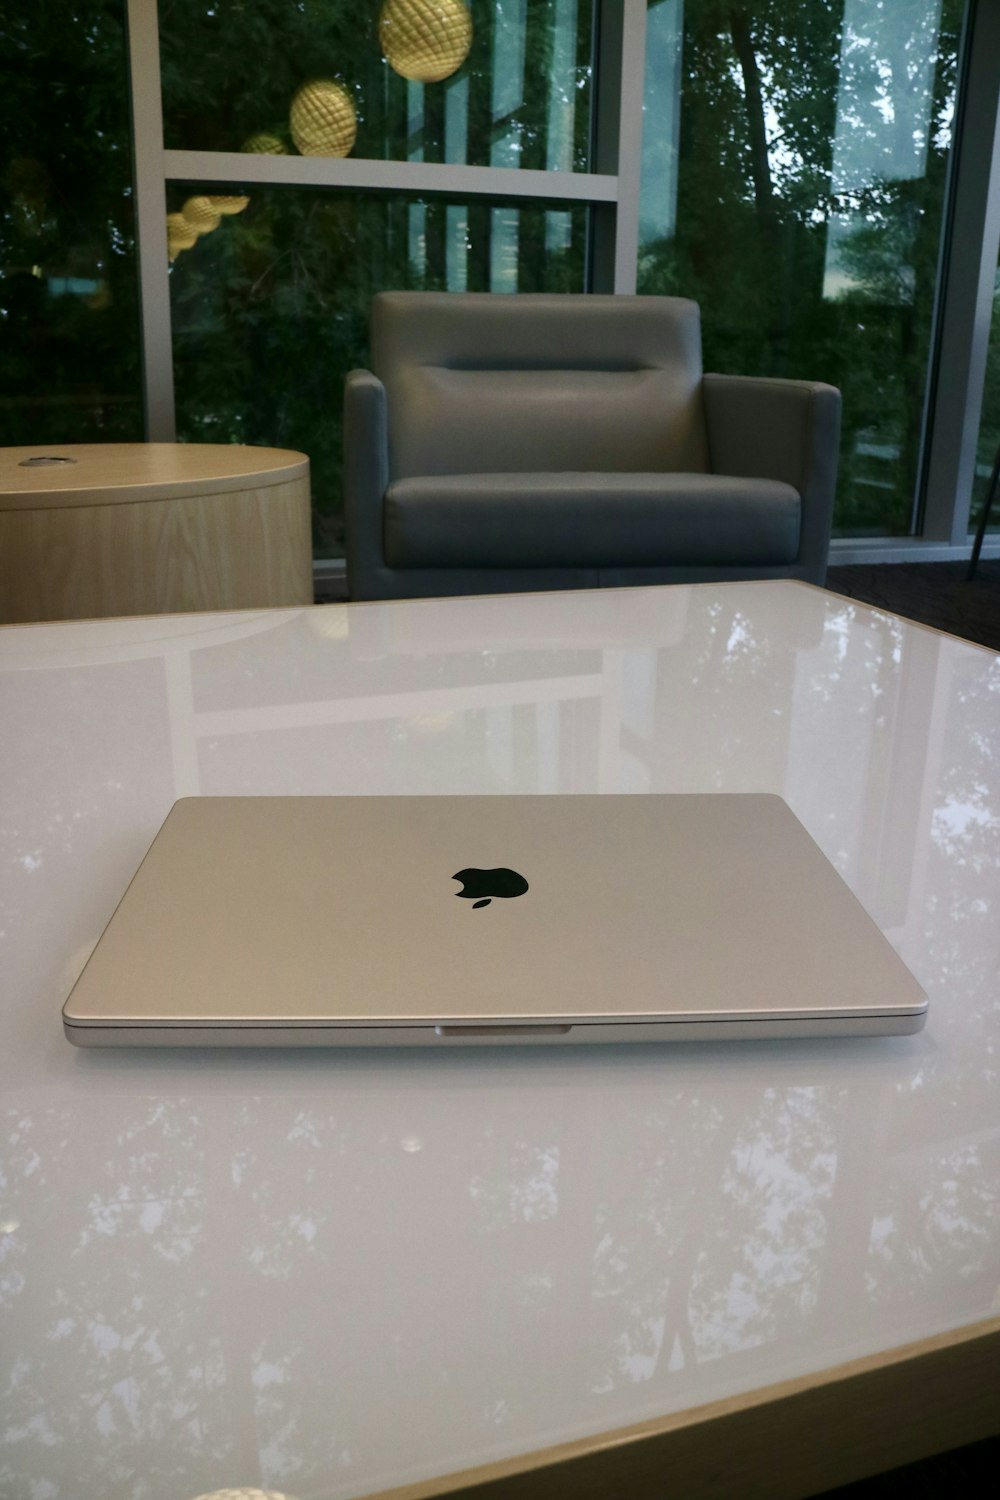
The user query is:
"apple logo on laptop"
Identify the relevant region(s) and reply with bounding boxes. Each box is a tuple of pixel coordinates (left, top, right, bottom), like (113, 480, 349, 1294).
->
(452, 867, 529, 909)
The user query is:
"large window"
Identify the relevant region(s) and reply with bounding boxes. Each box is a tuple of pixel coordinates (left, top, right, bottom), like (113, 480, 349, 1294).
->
(639, 0, 964, 538)
(3, 1, 998, 567)
(159, 0, 593, 174)
(0, 1, 143, 446)
(155, 0, 598, 556)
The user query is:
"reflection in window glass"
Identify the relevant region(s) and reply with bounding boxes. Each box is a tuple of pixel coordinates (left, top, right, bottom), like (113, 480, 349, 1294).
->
(970, 252, 1000, 536)
(0, 0, 142, 445)
(639, 0, 964, 537)
(159, 1, 594, 173)
(168, 185, 588, 557)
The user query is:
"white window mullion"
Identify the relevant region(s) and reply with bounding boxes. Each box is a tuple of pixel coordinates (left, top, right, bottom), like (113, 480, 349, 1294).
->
(126, 0, 175, 440)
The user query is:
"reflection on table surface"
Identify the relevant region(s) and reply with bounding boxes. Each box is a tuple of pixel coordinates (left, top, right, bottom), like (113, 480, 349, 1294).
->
(1, 583, 998, 1500)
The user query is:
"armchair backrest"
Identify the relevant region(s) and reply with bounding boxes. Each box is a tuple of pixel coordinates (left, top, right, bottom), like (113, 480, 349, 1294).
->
(370, 292, 710, 479)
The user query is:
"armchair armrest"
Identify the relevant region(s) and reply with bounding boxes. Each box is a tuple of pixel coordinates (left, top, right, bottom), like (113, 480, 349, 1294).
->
(702, 373, 841, 584)
(343, 368, 389, 600)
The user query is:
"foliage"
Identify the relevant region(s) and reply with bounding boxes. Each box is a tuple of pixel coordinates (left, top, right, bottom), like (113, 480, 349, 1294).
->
(639, 0, 965, 535)
(0, 1, 143, 444)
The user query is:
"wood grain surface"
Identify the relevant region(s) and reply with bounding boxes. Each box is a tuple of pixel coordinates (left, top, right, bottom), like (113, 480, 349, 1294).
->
(0, 473, 313, 621)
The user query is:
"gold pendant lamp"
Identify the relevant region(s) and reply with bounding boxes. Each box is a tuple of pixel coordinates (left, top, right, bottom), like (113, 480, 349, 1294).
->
(165, 212, 199, 261)
(241, 132, 289, 155)
(289, 79, 358, 157)
(168, 196, 251, 263)
(181, 196, 223, 235)
(205, 195, 250, 216)
(379, 0, 473, 84)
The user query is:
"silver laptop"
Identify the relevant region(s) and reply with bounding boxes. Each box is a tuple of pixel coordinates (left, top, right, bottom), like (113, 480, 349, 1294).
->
(62, 794, 928, 1046)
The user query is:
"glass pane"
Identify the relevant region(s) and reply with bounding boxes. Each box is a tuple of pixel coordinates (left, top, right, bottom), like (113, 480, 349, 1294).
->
(159, 1, 594, 173)
(639, 0, 964, 537)
(0, 1, 143, 444)
(969, 247, 1000, 536)
(167, 183, 589, 557)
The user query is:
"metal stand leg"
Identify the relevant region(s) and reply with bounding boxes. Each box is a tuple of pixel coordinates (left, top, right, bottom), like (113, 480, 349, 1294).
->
(967, 439, 1000, 581)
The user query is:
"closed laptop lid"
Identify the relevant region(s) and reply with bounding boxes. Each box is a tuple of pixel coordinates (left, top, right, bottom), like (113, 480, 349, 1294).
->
(62, 794, 927, 1036)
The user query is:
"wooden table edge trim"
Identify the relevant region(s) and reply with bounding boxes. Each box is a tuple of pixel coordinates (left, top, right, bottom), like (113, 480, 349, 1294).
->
(365, 1315, 1000, 1500)
(0, 460, 309, 510)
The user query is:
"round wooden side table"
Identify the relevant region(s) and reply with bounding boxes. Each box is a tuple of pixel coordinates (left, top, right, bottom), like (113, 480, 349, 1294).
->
(0, 443, 313, 624)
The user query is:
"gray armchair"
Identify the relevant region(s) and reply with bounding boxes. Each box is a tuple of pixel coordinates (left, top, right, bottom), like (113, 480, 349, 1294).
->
(344, 293, 841, 601)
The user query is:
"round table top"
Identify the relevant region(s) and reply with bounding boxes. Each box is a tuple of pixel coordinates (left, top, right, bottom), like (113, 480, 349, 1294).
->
(0, 442, 309, 510)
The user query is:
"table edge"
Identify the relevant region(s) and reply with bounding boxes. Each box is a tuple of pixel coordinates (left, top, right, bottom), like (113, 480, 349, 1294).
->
(0, 445, 309, 508)
(800, 577, 1000, 658)
(368, 1315, 1000, 1500)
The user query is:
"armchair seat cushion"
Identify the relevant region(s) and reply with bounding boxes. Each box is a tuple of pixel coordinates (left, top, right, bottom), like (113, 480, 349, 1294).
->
(384, 472, 801, 570)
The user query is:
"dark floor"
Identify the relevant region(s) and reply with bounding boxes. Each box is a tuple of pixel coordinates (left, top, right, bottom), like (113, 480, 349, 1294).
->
(825, 559, 1000, 652)
(814, 1433, 999, 1499)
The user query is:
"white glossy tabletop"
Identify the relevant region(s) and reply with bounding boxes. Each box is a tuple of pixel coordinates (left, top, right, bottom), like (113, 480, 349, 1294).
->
(1, 582, 998, 1500)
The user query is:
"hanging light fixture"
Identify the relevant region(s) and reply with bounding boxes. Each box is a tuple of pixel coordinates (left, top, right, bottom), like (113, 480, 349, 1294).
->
(379, 0, 473, 84)
(206, 195, 250, 215)
(165, 212, 198, 261)
(181, 196, 223, 235)
(241, 132, 289, 155)
(168, 196, 251, 265)
(289, 80, 358, 157)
